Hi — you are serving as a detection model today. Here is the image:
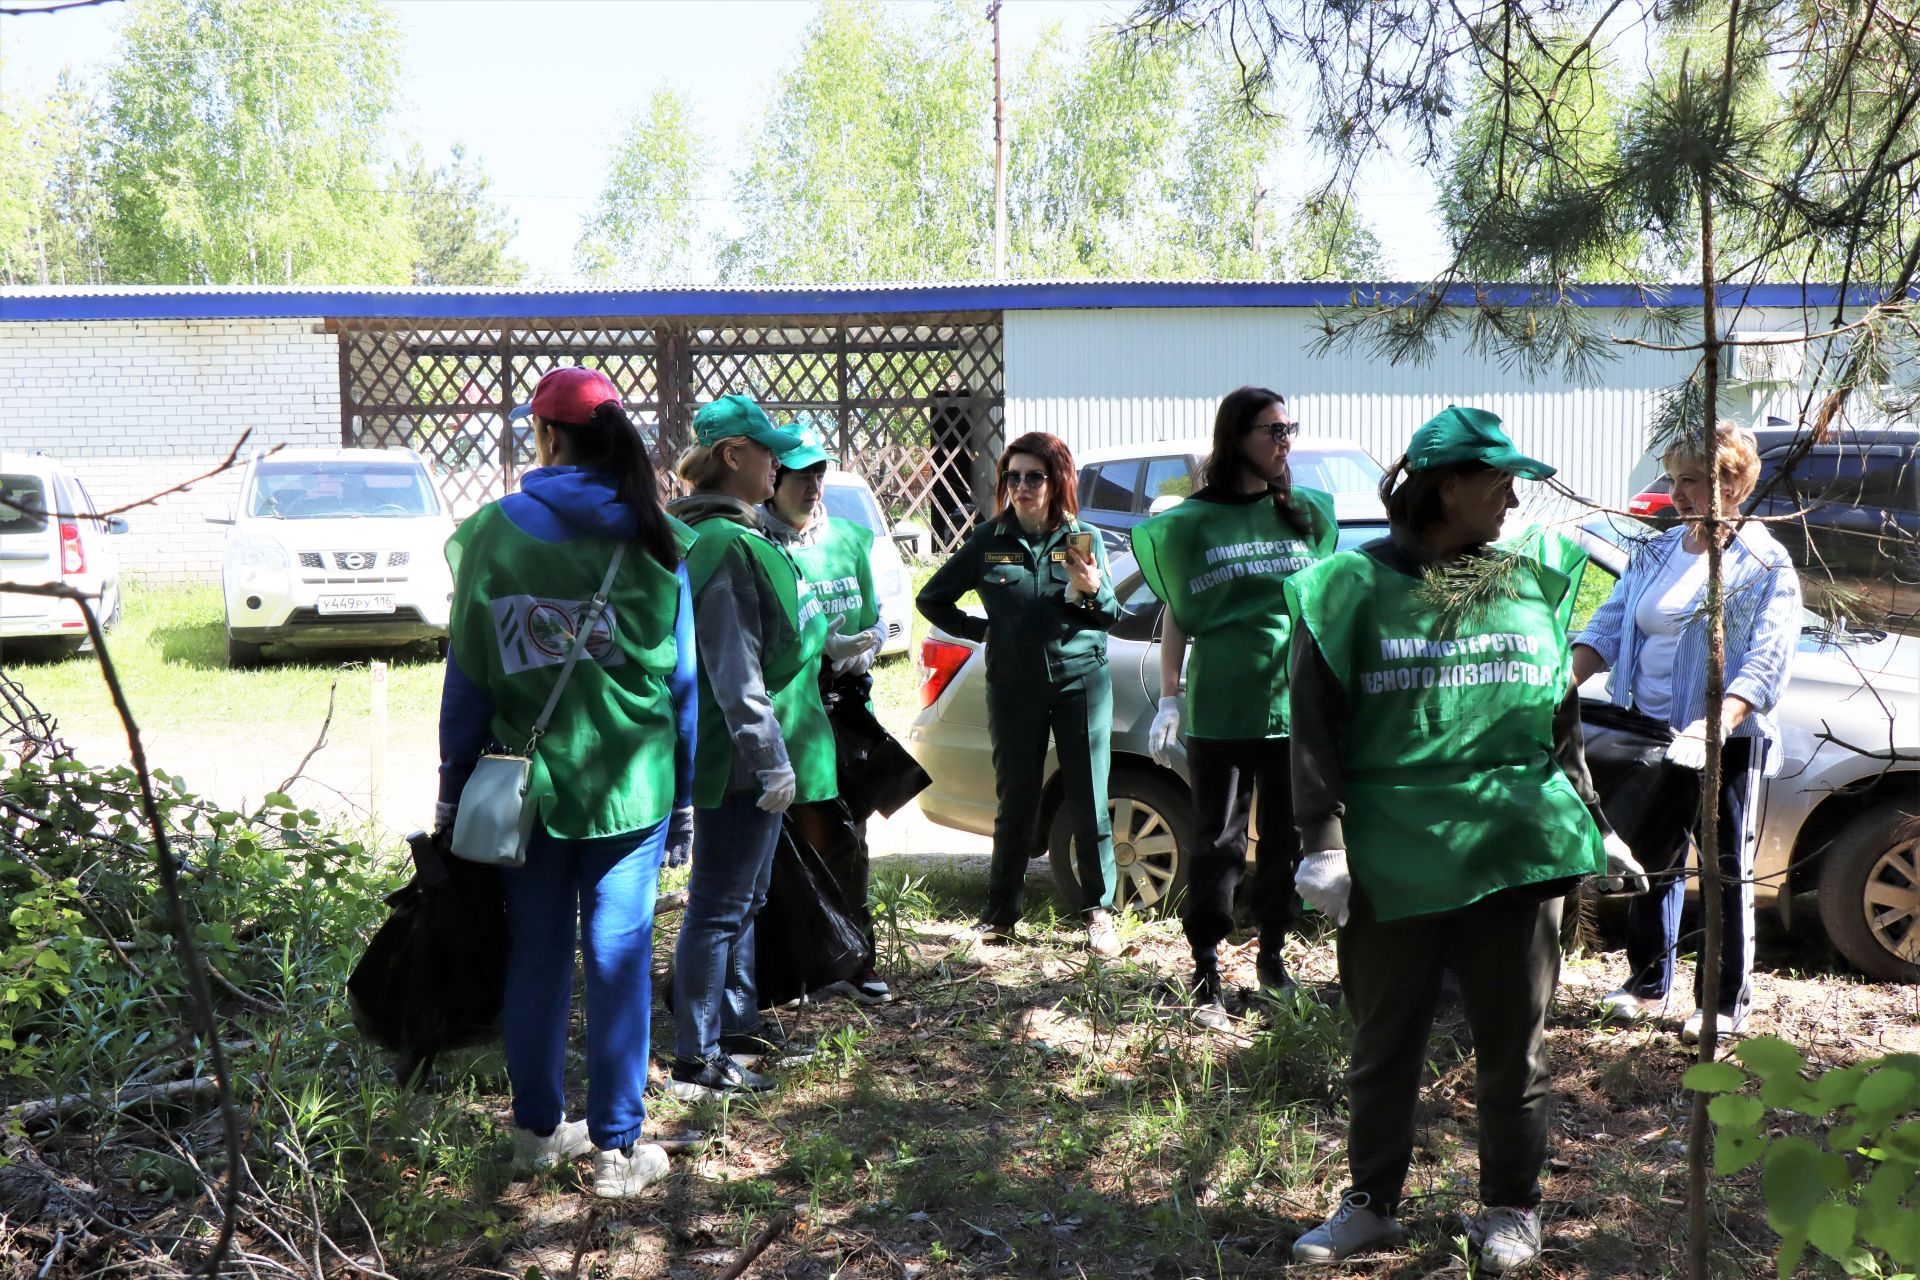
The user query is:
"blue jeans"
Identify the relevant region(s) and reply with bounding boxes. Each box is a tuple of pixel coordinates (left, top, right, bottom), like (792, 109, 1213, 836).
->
(500, 817, 664, 1151)
(672, 793, 780, 1064)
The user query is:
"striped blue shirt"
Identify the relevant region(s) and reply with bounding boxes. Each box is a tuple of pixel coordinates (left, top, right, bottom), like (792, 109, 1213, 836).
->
(1576, 523, 1801, 777)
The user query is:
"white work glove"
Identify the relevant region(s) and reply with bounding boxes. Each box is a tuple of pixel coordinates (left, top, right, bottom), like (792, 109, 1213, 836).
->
(1596, 831, 1649, 896)
(1148, 695, 1182, 767)
(665, 806, 695, 868)
(755, 763, 797, 814)
(1665, 718, 1724, 771)
(1295, 849, 1352, 927)
(824, 618, 881, 674)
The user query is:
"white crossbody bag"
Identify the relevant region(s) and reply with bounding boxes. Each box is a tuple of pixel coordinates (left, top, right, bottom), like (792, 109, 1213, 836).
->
(450, 545, 625, 868)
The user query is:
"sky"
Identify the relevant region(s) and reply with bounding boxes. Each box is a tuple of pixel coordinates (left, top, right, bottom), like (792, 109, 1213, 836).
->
(0, 0, 1448, 283)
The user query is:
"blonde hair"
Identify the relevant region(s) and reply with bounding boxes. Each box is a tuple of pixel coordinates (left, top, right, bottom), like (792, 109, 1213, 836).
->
(1662, 418, 1762, 504)
(676, 442, 735, 491)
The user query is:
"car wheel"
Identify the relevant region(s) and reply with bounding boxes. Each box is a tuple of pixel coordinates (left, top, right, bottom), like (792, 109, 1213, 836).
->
(1049, 767, 1193, 917)
(1816, 802, 1920, 983)
(226, 633, 266, 669)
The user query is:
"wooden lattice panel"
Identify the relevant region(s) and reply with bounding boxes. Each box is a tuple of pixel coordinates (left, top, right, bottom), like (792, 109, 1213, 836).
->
(334, 313, 1004, 550)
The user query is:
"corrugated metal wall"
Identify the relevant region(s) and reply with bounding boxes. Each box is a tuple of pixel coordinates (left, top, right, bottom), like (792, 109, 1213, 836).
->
(1005, 306, 1808, 507)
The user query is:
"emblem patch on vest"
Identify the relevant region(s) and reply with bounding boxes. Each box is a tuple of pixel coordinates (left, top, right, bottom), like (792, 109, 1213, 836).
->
(490, 595, 626, 675)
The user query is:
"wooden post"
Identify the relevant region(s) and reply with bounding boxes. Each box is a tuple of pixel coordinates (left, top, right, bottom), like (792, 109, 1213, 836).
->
(369, 660, 388, 826)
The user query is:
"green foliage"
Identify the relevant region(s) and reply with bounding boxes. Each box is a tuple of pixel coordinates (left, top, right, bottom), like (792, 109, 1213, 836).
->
(0, 68, 111, 286)
(1686, 1036, 1920, 1279)
(394, 142, 526, 286)
(100, 0, 413, 284)
(0, 753, 505, 1264)
(574, 87, 704, 285)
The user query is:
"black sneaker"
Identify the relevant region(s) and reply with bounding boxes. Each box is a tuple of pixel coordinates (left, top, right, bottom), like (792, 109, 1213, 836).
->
(1192, 967, 1235, 1031)
(666, 1055, 774, 1101)
(968, 919, 1017, 945)
(718, 1025, 817, 1064)
(1257, 949, 1296, 992)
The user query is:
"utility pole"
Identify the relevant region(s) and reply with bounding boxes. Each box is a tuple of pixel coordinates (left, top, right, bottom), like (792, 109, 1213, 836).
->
(990, 0, 1007, 278)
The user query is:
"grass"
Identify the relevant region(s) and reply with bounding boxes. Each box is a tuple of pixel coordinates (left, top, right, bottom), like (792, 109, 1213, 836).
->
(5, 577, 446, 747)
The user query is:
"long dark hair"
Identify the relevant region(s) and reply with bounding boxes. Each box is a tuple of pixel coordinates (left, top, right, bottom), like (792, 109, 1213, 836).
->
(1378, 454, 1495, 532)
(994, 432, 1080, 527)
(545, 400, 679, 569)
(1201, 385, 1308, 537)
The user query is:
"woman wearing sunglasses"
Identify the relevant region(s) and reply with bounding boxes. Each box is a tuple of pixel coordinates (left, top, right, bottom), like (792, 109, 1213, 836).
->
(1130, 387, 1338, 1027)
(916, 432, 1122, 954)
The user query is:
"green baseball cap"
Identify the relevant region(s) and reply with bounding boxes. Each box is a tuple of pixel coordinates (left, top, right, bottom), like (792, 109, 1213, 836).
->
(691, 394, 804, 453)
(1406, 405, 1556, 480)
(775, 424, 836, 472)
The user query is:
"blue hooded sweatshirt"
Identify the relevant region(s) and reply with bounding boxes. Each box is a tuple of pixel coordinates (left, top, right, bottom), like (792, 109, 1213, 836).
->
(436, 466, 697, 819)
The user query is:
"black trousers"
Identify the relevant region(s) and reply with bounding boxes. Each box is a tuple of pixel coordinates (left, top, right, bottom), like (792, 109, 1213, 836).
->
(1182, 735, 1301, 966)
(1337, 886, 1563, 1214)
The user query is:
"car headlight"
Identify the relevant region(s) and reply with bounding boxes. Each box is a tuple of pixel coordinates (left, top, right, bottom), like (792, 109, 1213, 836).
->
(876, 562, 907, 597)
(233, 535, 289, 573)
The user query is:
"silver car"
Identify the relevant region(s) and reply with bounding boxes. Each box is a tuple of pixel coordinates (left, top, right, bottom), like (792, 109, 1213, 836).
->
(908, 514, 1920, 982)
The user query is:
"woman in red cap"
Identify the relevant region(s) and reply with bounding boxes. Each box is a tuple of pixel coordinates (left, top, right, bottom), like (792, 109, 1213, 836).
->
(438, 365, 694, 1197)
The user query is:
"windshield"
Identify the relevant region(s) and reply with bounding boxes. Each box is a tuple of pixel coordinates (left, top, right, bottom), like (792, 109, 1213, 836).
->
(822, 481, 886, 533)
(1294, 449, 1384, 498)
(248, 460, 442, 519)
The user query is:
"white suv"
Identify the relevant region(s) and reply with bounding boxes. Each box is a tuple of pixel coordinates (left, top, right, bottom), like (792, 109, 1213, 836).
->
(211, 448, 455, 667)
(1, 451, 130, 657)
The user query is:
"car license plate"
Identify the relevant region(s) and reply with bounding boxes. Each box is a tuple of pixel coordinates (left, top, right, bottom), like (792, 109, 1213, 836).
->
(317, 595, 395, 615)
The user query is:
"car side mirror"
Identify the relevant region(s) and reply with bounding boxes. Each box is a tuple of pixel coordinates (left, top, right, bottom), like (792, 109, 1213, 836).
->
(205, 505, 235, 525)
(1147, 494, 1185, 516)
(102, 515, 130, 535)
(891, 519, 927, 557)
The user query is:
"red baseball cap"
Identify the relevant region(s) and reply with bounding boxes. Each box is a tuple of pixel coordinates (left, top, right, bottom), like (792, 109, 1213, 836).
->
(510, 366, 622, 425)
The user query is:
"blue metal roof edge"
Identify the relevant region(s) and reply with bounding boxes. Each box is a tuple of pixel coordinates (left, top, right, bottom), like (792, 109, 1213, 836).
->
(0, 280, 1895, 322)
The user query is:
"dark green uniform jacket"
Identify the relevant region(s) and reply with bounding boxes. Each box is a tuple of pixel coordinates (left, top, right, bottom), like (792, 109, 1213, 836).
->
(916, 514, 1120, 683)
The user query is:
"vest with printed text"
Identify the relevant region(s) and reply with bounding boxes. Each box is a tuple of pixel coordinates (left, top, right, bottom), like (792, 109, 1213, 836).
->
(789, 517, 880, 636)
(445, 506, 691, 839)
(683, 516, 838, 808)
(1283, 535, 1604, 919)
(1131, 487, 1337, 739)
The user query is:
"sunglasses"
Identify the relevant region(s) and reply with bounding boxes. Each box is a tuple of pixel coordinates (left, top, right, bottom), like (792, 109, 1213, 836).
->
(1004, 470, 1049, 490)
(1254, 421, 1300, 443)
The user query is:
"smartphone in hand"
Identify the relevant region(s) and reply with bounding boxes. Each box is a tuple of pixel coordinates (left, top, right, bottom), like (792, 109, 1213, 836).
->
(1066, 531, 1094, 558)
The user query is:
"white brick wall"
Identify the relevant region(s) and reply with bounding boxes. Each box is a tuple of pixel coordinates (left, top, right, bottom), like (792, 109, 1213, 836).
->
(1, 318, 340, 580)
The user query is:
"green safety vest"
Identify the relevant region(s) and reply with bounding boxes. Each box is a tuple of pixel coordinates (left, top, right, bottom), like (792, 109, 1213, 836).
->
(683, 515, 838, 809)
(789, 517, 879, 635)
(1132, 487, 1338, 740)
(1283, 537, 1604, 920)
(445, 507, 692, 839)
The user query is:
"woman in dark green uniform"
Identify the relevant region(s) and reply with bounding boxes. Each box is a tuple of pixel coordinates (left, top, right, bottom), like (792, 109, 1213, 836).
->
(1282, 406, 1643, 1274)
(1130, 387, 1337, 1027)
(916, 432, 1122, 955)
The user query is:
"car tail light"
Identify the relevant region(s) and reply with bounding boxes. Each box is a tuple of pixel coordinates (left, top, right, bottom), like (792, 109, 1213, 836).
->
(59, 521, 86, 575)
(918, 637, 973, 708)
(1628, 491, 1674, 517)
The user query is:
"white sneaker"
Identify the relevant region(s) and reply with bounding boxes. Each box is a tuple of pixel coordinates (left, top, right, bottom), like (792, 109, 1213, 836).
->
(512, 1117, 594, 1170)
(1597, 989, 1652, 1023)
(1085, 909, 1122, 958)
(591, 1143, 669, 1198)
(1681, 1006, 1751, 1043)
(1472, 1206, 1543, 1273)
(1291, 1192, 1407, 1263)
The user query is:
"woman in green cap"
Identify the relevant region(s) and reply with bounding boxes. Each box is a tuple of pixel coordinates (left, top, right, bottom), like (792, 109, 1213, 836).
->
(757, 425, 892, 1003)
(1281, 406, 1643, 1274)
(1130, 386, 1338, 1028)
(916, 431, 1122, 955)
(666, 394, 837, 1099)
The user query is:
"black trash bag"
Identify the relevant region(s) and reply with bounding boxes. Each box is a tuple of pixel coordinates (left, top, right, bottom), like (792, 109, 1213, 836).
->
(347, 830, 506, 1085)
(752, 820, 868, 1009)
(823, 673, 931, 823)
(1580, 699, 1702, 881)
